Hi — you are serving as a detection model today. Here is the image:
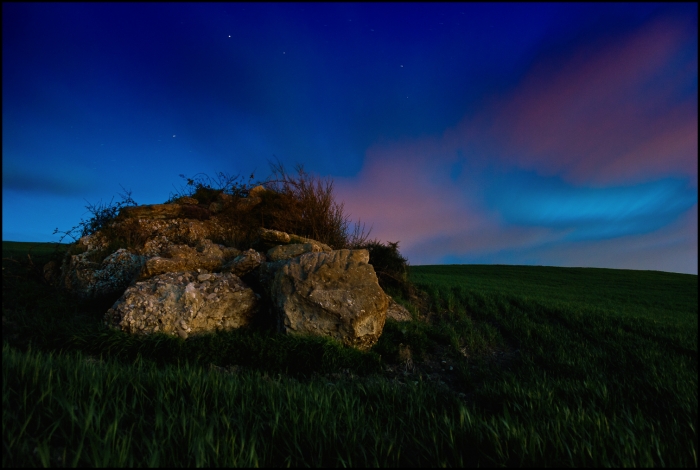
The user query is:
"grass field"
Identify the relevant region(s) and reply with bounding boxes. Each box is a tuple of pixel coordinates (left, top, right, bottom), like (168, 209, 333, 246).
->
(3, 241, 697, 466)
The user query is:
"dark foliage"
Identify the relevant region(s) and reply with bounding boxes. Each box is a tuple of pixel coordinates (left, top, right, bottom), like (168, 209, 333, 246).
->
(167, 171, 255, 204)
(169, 161, 372, 250)
(359, 239, 415, 297)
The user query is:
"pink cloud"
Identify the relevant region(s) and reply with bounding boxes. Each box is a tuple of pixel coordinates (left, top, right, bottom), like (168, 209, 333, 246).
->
(335, 14, 697, 273)
(335, 143, 491, 250)
(493, 16, 698, 185)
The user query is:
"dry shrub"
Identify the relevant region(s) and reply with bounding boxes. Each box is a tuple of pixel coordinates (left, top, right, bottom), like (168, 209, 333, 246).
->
(256, 161, 371, 249)
(53, 163, 372, 259)
(52, 186, 143, 262)
(167, 172, 250, 204)
(358, 240, 414, 297)
(214, 161, 371, 250)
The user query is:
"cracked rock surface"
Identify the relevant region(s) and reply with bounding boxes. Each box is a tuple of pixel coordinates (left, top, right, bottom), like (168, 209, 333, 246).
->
(269, 249, 388, 350)
(104, 271, 258, 339)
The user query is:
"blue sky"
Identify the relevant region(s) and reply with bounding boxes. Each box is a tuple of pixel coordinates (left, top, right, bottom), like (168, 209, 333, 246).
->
(3, 3, 697, 274)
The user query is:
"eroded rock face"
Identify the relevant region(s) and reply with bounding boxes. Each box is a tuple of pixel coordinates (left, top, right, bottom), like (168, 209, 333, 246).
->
(60, 248, 147, 299)
(119, 217, 236, 249)
(259, 227, 332, 252)
(269, 249, 388, 350)
(104, 271, 258, 339)
(137, 239, 240, 280)
(266, 242, 328, 262)
(259, 228, 291, 244)
(221, 248, 265, 277)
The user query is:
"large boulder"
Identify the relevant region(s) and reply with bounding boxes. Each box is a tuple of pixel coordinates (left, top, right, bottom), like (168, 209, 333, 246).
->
(268, 249, 388, 350)
(104, 271, 258, 339)
(60, 248, 147, 299)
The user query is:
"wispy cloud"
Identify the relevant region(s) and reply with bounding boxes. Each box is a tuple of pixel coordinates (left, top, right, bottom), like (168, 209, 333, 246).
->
(467, 15, 698, 185)
(336, 14, 698, 273)
(2, 162, 98, 197)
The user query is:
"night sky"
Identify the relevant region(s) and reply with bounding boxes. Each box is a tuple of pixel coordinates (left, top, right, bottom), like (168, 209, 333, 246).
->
(3, 3, 698, 274)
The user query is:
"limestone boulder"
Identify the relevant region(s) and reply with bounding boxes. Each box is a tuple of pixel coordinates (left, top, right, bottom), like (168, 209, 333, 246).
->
(137, 239, 240, 280)
(286, 234, 331, 250)
(51, 209, 242, 298)
(78, 233, 109, 251)
(195, 238, 238, 259)
(104, 271, 258, 339)
(269, 249, 388, 350)
(258, 227, 333, 252)
(221, 248, 265, 277)
(60, 248, 147, 299)
(258, 227, 333, 255)
(259, 228, 291, 244)
(92, 216, 240, 252)
(266, 242, 328, 262)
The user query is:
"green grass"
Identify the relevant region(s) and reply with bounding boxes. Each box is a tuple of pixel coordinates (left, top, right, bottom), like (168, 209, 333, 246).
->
(3, 242, 697, 466)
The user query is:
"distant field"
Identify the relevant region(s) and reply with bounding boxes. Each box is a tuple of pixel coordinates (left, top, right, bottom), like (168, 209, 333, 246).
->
(3, 241, 697, 466)
(411, 263, 698, 328)
(2, 241, 71, 258)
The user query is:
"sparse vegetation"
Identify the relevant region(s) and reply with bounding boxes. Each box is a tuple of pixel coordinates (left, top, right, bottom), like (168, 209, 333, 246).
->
(359, 240, 413, 297)
(259, 161, 371, 249)
(52, 184, 138, 245)
(45, 161, 381, 278)
(166, 170, 255, 205)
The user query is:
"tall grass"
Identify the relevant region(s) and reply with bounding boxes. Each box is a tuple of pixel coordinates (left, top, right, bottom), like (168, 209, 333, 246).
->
(410, 264, 697, 466)
(3, 243, 697, 466)
(3, 343, 474, 467)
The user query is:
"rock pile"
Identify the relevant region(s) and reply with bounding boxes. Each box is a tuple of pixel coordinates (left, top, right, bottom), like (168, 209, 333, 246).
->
(47, 189, 410, 350)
